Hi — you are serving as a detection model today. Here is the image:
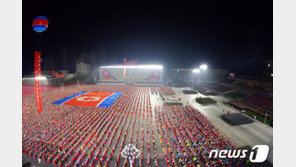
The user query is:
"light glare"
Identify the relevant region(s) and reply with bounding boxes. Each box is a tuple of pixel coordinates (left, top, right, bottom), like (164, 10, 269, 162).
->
(193, 69, 200, 73)
(100, 65, 163, 69)
(23, 76, 46, 80)
(200, 64, 208, 70)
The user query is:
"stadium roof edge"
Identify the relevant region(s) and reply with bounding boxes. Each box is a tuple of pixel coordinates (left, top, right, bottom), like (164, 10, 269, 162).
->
(100, 65, 163, 69)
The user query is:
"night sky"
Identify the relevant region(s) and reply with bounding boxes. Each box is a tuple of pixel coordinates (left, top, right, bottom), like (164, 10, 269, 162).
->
(23, 0, 273, 76)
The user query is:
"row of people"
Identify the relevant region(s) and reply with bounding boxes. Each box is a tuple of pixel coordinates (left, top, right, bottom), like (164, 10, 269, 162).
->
(229, 100, 273, 121)
(23, 85, 245, 166)
(242, 94, 273, 112)
(150, 86, 175, 96)
(23, 86, 155, 166)
(154, 105, 246, 166)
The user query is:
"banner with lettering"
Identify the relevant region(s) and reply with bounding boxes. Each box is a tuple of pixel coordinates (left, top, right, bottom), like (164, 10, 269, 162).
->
(34, 51, 43, 113)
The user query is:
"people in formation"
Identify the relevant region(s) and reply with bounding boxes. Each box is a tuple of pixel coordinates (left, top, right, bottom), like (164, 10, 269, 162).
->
(22, 85, 246, 166)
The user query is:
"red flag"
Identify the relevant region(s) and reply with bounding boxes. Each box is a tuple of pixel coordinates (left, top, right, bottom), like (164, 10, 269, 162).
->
(34, 51, 42, 113)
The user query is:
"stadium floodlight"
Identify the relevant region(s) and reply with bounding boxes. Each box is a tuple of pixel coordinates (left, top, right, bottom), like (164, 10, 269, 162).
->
(200, 64, 208, 70)
(100, 65, 163, 69)
(36, 76, 46, 80)
(193, 68, 200, 73)
(23, 76, 46, 80)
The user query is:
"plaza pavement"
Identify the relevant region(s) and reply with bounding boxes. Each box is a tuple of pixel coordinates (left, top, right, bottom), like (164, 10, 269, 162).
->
(171, 87, 273, 164)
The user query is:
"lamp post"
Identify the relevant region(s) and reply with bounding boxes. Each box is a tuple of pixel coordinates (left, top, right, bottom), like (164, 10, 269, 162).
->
(60, 81, 64, 91)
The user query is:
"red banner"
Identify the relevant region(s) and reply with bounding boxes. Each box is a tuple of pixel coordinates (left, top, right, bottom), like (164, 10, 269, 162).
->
(123, 59, 138, 79)
(124, 59, 138, 66)
(50, 69, 64, 78)
(123, 67, 126, 79)
(34, 51, 42, 113)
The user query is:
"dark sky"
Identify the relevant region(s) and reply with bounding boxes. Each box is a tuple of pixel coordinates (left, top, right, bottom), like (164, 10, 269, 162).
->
(23, 0, 273, 76)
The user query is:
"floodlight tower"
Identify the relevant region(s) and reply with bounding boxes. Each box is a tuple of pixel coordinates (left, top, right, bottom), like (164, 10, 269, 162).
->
(192, 68, 200, 87)
(200, 64, 208, 84)
(200, 64, 208, 70)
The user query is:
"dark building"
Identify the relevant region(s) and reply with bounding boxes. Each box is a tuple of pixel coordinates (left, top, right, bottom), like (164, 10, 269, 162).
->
(234, 77, 273, 92)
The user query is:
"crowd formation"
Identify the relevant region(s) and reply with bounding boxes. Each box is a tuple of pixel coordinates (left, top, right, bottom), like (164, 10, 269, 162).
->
(22, 83, 87, 96)
(229, 93, 273, 121)
(150, 86, 175, 96)
(23, 85, 246, 166)
(242, 94, 273, 112)
(22, 85, 52, 96)
(154, 104, 247, 166)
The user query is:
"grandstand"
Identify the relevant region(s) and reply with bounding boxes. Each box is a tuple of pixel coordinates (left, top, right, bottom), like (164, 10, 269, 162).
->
(242, 93, 273, 112)
(99, 65, 164, 84)
(205, 83, 232, 93)
(229, 99, 273, 121)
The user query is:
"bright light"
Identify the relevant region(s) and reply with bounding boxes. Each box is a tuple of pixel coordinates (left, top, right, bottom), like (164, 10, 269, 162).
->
(23, 76, 46, 80)
(193, 68, 200, 73)
(100, 65, 163, 69)
(36, 76, 46, 80)
(200, 64, 208, 70)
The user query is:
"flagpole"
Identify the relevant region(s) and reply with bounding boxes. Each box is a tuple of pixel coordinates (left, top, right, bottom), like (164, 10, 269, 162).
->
(32, 16, 49, 113)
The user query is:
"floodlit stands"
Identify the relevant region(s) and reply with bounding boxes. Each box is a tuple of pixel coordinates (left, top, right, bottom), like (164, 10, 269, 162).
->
(205, 83, 232, 93)
(99, 65, 164, 83)
(242, 94, 273, 112)
(229, 100, 273, 121)
(228, 93, 273, 122)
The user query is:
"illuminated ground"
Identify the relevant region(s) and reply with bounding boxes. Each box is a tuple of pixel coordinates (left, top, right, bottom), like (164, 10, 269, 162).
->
(23, 85, 250, 167)
(172, 87, 273, 164)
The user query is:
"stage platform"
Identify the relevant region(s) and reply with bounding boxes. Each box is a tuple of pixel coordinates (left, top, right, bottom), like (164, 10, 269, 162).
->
(221, 113, 254, 125)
